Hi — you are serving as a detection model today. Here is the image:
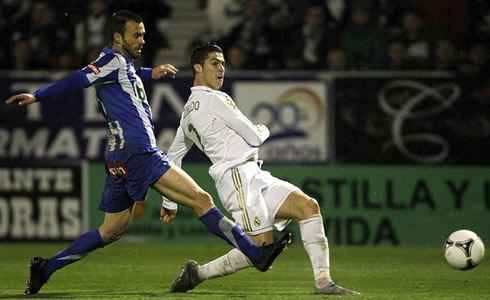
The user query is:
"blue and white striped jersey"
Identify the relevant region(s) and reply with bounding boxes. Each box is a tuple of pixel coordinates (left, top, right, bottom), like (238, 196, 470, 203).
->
(79, 46, 156, 153)
(35, 46, 158, 155)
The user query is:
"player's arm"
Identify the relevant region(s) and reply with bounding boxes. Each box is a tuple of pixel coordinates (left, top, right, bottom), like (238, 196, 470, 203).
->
(6, 72, 88, 105)
(167, 125, 194, 166)
(213, 95, 270, 146)
(160, 125, 194, 217)
(136, 64, 179, 80)
(6, 54, 119, 105)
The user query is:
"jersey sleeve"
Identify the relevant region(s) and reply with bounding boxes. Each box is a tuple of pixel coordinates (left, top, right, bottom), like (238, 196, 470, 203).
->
(77, 53, 122, 86)
(167, 125, 194, 167)
(161, 125, 194, 210)
(135, 67, 152, 80)
(33, 71, 88, 102)
(33, 53, 122, 102)
(211, 94, 269, 146)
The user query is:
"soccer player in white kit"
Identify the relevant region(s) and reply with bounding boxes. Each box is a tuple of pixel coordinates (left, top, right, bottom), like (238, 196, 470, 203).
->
(167, 43, 360, 295)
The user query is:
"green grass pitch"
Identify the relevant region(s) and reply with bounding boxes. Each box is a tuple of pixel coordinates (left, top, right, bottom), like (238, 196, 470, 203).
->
(0, 242, 489, 299)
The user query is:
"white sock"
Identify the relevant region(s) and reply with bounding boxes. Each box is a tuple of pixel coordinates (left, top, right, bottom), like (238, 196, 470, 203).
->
(197, 248, 253, 281)
(299, 214, 332, 288)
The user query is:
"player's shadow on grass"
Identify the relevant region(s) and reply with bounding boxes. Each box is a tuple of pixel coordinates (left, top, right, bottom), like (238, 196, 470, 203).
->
(0, 294, 90, 299)
(0, 290, 283, 299)
(0, 293, 72, 299)
(0, 291, 160, 299)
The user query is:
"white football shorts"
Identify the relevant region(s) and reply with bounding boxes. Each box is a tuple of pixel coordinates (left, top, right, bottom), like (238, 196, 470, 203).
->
(216, 161, 298, 235)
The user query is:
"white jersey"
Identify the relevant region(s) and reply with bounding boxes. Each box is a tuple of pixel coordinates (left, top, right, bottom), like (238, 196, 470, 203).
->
(162, 86, 297, 234)
(167, 86, 269, 182)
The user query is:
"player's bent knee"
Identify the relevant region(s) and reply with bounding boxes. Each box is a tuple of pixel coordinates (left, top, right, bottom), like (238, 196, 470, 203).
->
(191, 190, 214, 215)
(308, 197, 321, 215)
(279, 191, 322, 220)
(99, 228, 124, 244)
(299, 197, 321, 220)
(98, 223, 127, 244)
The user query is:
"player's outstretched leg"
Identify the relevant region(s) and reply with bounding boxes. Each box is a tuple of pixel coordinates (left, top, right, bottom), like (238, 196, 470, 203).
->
(24, 257, 49, 295)
(199, 207, 291, 271)
(169, 233, 292, 293)
(169, 260, 203, 293)
(314, 281, 360, 295)
(253, 232, 292, 272)
(23, 228, 106, 295)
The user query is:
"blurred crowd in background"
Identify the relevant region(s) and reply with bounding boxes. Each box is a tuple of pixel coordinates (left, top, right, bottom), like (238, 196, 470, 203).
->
(0, 0, 489, 78)
(0, 0, 172, 70)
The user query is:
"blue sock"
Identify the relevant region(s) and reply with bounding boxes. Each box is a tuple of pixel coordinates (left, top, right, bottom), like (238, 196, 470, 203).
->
(199, 207, 261, 263)
(44, 229, 104, 278)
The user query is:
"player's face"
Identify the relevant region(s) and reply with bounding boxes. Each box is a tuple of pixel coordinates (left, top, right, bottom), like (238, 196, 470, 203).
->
(201, 52, 225, 90)
(121, 21, 145, 59)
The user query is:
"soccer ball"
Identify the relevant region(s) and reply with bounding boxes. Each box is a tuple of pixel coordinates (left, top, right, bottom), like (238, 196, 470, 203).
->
(444, 229, 485, 270)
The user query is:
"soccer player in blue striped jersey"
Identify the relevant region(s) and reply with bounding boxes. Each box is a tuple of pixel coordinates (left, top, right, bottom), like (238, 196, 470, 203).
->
(6, 10, 290, 296)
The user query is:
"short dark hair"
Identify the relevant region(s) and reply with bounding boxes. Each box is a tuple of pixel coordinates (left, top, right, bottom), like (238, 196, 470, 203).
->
(108, 10, 143, 44)
(190, 42, 223, 75)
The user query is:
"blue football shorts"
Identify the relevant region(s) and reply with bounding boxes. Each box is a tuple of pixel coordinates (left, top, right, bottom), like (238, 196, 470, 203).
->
(99, 150, 172, 213)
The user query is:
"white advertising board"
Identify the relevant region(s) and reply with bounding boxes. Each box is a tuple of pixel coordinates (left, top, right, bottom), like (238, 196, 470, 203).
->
(233, 82, 329, 162)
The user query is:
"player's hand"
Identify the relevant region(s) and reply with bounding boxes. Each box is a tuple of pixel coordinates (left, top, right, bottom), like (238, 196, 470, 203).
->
(152, 64, 179, 80)
(5, 93, 37, 106)
(160, 206, 177, 223)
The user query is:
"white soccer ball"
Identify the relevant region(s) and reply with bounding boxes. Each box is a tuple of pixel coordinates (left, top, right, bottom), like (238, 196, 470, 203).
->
(444, 229, 485, 270)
